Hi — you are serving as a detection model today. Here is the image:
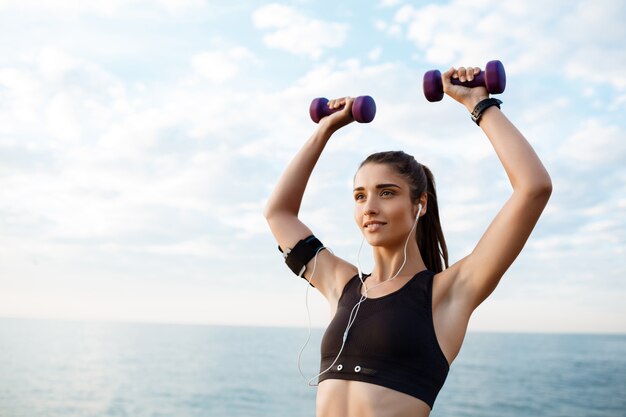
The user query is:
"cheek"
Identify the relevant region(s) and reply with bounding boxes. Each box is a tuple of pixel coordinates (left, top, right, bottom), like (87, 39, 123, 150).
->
(390, 205, 413, 227)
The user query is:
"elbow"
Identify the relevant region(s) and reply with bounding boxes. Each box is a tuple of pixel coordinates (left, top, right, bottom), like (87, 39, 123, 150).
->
(263, 203, 284, 223)
(264, 197, 299, 221)
(538, 175, 553, 198)
(521, 178, 553, 201)
(543, 180, 553, 198)
(263, 203, 274, 221)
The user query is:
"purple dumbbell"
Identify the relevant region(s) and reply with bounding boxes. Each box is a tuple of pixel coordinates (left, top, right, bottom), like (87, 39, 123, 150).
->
(309, 95, 376, 123)
(423, 60, 506, 102)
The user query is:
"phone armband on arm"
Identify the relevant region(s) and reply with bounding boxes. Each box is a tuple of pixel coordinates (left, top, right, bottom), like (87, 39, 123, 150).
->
(278, 235, 325, 286)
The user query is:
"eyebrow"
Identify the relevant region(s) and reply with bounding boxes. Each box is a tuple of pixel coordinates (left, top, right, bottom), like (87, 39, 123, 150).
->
(353, 183, 402, 192)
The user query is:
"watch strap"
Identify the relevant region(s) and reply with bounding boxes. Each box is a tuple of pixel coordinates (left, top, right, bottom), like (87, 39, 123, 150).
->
(471, 98, 502, 125)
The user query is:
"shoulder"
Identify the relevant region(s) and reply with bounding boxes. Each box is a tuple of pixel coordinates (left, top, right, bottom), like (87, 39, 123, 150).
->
(303, 249, 359, 305)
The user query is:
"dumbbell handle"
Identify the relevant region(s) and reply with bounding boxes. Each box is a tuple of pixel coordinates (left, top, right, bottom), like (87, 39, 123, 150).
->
(449, 72, 488, 89)
(423, 60, 506, 102)
(309, 95, 376, 123)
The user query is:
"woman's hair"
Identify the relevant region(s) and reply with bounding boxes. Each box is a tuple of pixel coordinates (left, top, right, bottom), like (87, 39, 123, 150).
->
(358, 151, 449, 273)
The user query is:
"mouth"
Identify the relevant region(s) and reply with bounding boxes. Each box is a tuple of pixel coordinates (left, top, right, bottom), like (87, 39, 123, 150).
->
(363, 221, 387, 231)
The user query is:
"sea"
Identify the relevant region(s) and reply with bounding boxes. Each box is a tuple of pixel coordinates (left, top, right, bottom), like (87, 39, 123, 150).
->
(0, 317, 624, 417)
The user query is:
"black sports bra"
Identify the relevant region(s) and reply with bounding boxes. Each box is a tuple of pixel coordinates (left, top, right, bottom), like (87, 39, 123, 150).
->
(318, 269, 449, 409)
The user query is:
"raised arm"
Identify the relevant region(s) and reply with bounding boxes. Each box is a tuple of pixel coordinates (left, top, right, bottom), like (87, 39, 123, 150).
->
(264, 97, 358, 302)
(443, 66, 553, 311)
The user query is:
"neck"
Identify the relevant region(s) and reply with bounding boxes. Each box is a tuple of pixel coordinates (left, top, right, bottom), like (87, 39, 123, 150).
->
(369, 240, 426, 284)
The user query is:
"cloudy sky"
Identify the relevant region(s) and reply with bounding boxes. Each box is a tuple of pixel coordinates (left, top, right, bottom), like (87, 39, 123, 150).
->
(0, 0, 624, 334)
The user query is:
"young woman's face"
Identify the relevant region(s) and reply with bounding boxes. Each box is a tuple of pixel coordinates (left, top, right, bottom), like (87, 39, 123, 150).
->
(353, 163, 417, 247)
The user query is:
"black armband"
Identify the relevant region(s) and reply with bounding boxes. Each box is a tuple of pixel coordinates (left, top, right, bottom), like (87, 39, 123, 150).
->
(278, 235, 325, 285)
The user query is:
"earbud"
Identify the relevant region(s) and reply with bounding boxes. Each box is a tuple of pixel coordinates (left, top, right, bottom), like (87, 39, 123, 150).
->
(415, 204, 423, 220)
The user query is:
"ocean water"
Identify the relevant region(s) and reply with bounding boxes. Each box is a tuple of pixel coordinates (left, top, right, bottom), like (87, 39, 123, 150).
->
(0, 318, 624, 417)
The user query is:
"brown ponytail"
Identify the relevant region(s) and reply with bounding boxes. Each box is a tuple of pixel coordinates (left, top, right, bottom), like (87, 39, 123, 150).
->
(417, 165, 448, 273)
(358, 151, 449, 273)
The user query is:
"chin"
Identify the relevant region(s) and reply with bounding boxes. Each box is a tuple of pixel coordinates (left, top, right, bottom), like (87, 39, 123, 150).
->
(362, 229, 409, 249)
(362, 232, 388, 247)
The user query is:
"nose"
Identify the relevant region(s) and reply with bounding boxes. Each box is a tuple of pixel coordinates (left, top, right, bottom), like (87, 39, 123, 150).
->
(362, 200, 379, 216)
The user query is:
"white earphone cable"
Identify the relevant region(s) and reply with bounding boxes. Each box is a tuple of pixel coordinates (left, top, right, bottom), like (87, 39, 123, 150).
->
(298, 205, 423, 386)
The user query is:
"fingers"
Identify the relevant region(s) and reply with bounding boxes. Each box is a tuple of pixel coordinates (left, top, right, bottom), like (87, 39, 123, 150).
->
(448, 66, 482, 82)
(317, 96, 355, 129)
(441, 65, 485, 106)
(327, 96, 353, 110)
(465, 66, 480, 82)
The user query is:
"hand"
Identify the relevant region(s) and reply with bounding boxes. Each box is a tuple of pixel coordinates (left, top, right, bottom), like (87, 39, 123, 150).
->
(318, 96, 355, 134)
(442, 66, 489, 112)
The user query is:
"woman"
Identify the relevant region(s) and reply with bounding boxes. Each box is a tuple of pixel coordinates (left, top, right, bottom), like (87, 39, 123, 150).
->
(263, 65, 552, 417)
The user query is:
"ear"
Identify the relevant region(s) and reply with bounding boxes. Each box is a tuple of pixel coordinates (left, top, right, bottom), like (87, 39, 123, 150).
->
(414, 192, 428, 217)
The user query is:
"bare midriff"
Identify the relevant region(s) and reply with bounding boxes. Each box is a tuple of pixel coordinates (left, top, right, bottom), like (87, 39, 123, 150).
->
(316, 379, 432, 417)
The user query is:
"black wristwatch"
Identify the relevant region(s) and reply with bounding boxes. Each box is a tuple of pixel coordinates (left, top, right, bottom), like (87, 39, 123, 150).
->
(470, 98, 502, 125)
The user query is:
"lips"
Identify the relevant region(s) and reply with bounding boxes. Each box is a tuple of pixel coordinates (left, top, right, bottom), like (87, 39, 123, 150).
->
(364, 220, 387, 231)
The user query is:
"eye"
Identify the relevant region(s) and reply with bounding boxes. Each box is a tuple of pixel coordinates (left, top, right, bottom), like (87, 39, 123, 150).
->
(354, 193, 365, 201)
(381, 190, 394, 197)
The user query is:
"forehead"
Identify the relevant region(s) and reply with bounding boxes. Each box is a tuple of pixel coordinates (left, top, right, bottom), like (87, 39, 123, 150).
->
(353, 163, 405, 186)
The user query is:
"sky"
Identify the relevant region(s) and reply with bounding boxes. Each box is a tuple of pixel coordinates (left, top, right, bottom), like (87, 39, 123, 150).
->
(0, 0, 624, 334)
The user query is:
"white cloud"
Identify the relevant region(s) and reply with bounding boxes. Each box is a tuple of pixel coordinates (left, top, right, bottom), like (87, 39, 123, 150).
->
(34, 48, 80, 80)
(394, 0, 626, 89)
(0, 0, 207, 17)
(1, 2, 625, 333)
(368, 47, 382, 61)
(610, 94, 626, 111)
(135, 238, 229, 258)
(0, 48, 246, 247)
(557, 119, 626, 165)
(46, 92, 83, 143)
(252, 4, 349, 59)
(191, 47, 255, 83)
(379, 0, 403, 7)
(393, 4, 415, 24)
(374, 19, 387, 31)
(217, 202, 268, 239)
(0, 68, 43, 126)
